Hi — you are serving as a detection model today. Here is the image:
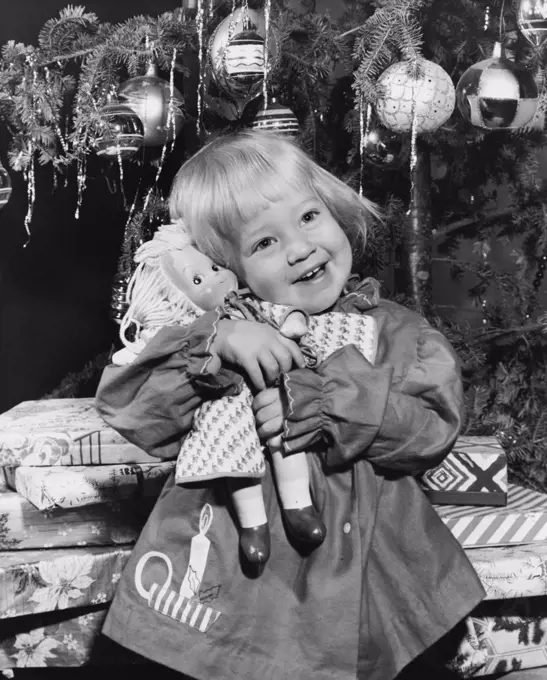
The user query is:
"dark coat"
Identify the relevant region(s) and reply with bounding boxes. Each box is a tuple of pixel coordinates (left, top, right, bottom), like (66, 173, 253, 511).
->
(95, 279, 485, 680)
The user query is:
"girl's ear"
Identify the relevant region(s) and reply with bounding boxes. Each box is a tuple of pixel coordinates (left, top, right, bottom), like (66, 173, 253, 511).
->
(159, 251, 192, 297)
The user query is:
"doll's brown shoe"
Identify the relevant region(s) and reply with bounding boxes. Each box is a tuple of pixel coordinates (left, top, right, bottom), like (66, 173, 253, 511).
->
(240, 524, 271, 565)
(284, 506, 326, 547)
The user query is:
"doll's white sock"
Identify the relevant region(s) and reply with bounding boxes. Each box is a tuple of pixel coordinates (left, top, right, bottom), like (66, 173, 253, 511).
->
(229, 479, 268, 528)
(271, 450, 313, 509)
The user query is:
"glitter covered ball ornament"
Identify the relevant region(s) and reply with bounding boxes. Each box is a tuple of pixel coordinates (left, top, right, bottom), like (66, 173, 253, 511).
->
(0, 163, 12, 210)
(455, 43, 538, 130)
(95, 102, 144, 159)
(362, 122, 409, 168)
(118, 64, 185, 147)
(375, 59, 455, 134)
(251, 99, 299, 137)
(517, 0, 547, 47)
(209, 7, 278, 103)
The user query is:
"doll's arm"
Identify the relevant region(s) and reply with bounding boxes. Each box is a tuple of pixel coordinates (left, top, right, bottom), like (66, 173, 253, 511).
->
(96, 311, 244, 460)
(279, 310, 462, 475)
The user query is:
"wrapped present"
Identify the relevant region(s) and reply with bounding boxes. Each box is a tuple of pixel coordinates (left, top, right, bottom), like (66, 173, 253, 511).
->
(447, 597, 547, 677)
(0, 604, 142, 668)
(419, 435, 507, 506)
(0, 398, 157, 467)
(4, 462, 174, 511)
(436, 483, 547, 548)
(0, 545, 132, 619)
(467, 542, 547, 600)
(0, 489, 154, 550)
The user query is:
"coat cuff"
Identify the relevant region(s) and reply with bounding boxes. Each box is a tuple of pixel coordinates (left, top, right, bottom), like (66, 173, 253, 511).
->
(184, 310, 235, 392)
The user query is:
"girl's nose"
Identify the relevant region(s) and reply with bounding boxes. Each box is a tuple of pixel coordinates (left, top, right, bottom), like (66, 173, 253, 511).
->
(286, 235, 317, 265)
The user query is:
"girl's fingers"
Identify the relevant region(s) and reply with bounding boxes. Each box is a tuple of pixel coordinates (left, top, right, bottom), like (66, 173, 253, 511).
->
(278, 335, 306, 369)
(243, 359, 266, 392)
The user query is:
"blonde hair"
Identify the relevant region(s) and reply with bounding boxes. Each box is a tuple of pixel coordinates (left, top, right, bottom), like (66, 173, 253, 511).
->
(118, 221, 202, 352)
(168, 129, 380, 274)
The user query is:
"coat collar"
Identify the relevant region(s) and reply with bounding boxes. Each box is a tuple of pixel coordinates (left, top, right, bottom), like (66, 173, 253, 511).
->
(337, 276, 381, 313)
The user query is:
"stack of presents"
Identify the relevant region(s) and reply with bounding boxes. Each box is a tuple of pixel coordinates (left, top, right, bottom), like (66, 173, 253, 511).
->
(0, 399, 547, 675)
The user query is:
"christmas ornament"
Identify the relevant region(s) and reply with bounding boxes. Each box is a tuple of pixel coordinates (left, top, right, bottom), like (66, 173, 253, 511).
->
(110, 273, 130, 324)
(95, 102, 144, 159)
(517, 0, 547, 47)
(0, 163, 12, 210)
(118, 64, 185, 147)
(251, 99, 299, 136)
(209, 7, 278, 104)
(361, 122, 409, 169)
(455, 43, 538, 130)
(374, 59, 455, 134)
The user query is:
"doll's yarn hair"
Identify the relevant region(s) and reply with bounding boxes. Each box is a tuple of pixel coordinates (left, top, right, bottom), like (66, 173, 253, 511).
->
(168, 129, 381, 274)
(118, 221, 202, 353)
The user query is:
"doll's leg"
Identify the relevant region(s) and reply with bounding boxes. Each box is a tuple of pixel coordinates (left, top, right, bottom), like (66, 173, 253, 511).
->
(271, 449, 326, 547)
(229, 478, 271, 565)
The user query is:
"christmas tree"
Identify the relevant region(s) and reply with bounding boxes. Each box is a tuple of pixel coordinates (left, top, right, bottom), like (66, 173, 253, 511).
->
(1, 0, 547, 488)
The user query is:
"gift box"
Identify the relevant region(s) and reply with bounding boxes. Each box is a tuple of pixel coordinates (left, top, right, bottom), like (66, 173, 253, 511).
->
(447, 597, 547, 677)
(0, 604, 142, 668)
(0, 545, 132, 620)
(436, 483, 547, 548)
(419, 435, 507, 506)
(0, 398, 157, 467)
(3, 462, 174, 511)
(0, 489, 153, 550)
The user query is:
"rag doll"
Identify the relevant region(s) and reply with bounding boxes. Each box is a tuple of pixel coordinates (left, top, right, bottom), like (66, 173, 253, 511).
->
(116, 223, 378, 565)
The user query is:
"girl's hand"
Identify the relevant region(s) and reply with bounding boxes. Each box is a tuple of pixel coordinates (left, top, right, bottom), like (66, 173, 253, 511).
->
(211, 319, 306, 391)
(253, 387, 285, 447)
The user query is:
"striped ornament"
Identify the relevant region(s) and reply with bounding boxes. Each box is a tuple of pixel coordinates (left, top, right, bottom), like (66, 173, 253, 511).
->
(436, 483, 547, 548)
(0, 165, 12, 209)
(251, 100, 300, 137)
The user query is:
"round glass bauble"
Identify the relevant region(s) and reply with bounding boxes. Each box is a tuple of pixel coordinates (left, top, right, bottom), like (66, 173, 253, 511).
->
(251, 99, 299, 137)
(362, 124, 409, 168)
(375, 59, 455, 134)
(95, 102, 144, 159)
(456, 47, 538, 130)
(118, 64, 185, 147)
(209, 7, 279, 104)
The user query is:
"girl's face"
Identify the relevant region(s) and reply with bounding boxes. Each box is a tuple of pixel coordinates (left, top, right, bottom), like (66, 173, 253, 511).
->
(234, 187, 352, 314)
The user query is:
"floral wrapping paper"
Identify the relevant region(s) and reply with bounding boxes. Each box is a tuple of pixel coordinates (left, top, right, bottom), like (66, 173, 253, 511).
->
(0, 489, 154, 550)
(3, 462, 174, 511)
(0, 398, 156, 467)
(0, 545, 132, 619)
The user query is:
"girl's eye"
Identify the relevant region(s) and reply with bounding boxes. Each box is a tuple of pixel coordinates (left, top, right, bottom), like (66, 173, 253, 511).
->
(302, 210, 319, 224)
(254, 237, 274, 252)
(193, 276, 203, 285)
(211, 264, 221, 272)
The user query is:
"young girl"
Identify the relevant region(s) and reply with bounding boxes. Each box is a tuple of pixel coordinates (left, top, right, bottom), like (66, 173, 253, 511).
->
(96, 130, 485, 680)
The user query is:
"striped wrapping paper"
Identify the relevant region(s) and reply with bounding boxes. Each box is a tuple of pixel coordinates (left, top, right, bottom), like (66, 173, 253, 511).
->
(436, 483, 547, 548)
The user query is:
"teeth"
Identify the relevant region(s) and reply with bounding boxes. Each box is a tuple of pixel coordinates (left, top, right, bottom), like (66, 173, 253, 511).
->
(300, 266, 321, 281)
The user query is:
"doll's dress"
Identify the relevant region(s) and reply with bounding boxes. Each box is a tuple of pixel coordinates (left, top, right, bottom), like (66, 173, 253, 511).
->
(174, 300, 378, 483)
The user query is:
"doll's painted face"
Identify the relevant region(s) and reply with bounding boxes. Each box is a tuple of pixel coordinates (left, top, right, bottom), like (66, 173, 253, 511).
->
(160, 244, 238, 311)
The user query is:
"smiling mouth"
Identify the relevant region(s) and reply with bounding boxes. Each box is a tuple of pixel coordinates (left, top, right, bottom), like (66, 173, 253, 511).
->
(295, 264, 326, 283)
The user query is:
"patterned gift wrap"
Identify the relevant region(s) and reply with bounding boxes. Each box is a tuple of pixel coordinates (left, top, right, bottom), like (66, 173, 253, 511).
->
(467, 542, 547, 600)
(0, 604, 142, 668)
(4, 462, 174, 511)
(436, 483, 547, 548)
(419, 436, 507, 506)
(447, 597, 547, 677)
(0, 398, 157, 467)
(0, 489, 154, 550)
(0, 545, 131, 619)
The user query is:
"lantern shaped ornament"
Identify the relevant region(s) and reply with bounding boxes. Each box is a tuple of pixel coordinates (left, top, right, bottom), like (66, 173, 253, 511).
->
(209, 7, 279, 104)
(95, 102, 145, 159)
(374, 58, 455, 134)
(455, 43, 538, 130)
(251, 99, 300, 137)
(0, 163, 12, 210)
(118, 63, 185, 147)
(517, 0, 547, 47)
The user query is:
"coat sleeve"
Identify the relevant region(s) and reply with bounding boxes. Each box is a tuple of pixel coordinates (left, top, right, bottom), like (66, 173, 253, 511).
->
(280, 318, 463, 475)
(95, 313, 243, 460)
